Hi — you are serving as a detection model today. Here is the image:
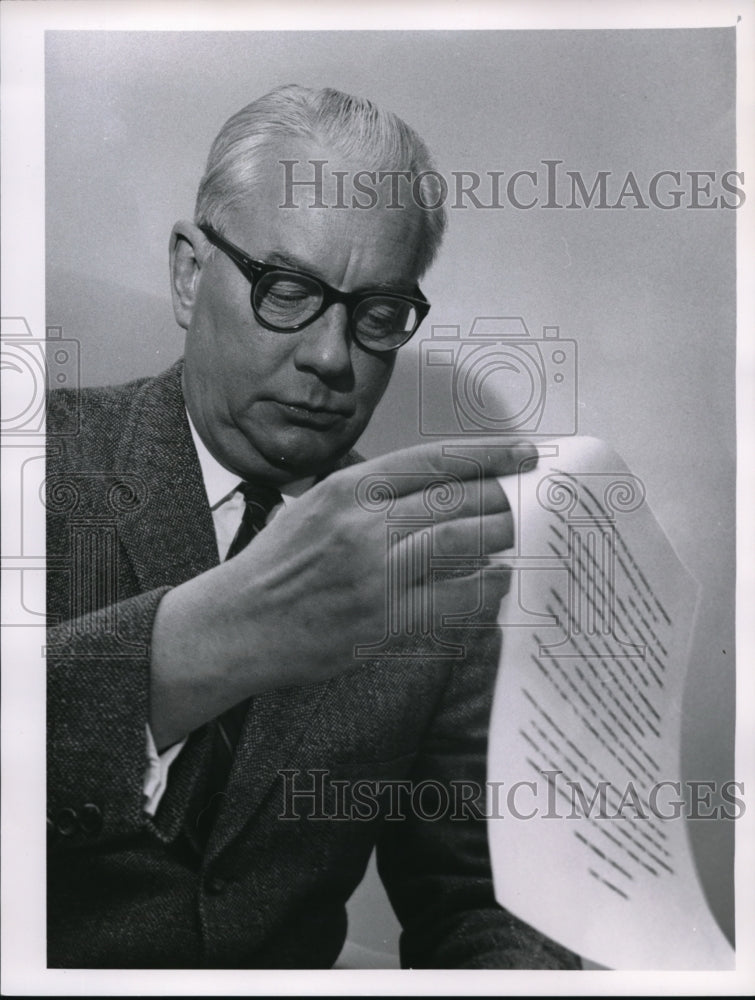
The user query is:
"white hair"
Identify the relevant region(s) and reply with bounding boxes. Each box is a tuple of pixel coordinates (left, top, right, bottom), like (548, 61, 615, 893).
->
(195, 84, 447, 275)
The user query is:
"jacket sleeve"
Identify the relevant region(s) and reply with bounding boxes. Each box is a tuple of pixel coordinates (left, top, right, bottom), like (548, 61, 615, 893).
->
(375, 621, 582, 970)
(45, 376, 214, 852)
(46, 586, 171, 849)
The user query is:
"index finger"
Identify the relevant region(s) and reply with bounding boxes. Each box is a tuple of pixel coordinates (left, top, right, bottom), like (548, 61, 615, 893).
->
(352, 437, 539, 491)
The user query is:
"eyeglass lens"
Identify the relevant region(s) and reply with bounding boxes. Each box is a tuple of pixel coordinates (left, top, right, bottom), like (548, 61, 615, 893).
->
(253, 271, 418, 349)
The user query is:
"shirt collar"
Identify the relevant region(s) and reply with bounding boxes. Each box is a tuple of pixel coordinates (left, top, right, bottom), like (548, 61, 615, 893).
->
(186, 409, 315, 509)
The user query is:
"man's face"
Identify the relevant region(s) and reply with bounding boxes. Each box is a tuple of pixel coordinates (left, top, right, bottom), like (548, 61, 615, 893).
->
(179, 138, 427, 484)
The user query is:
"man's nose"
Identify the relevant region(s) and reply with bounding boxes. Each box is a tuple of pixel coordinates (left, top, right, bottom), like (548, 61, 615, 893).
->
(293, 304, 353, 379)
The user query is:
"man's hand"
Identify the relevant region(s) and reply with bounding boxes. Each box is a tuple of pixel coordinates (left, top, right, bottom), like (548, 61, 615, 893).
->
(150, 439, 536, 749)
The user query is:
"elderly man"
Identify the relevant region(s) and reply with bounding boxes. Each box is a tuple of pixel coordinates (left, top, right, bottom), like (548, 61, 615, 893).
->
(46, 84, 580, 970)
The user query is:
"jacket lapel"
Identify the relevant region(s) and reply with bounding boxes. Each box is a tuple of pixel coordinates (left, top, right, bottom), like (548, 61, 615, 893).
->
(208, 681, 334, 854)
(109, 362, 219, 843)
(113, 360, 219, 593)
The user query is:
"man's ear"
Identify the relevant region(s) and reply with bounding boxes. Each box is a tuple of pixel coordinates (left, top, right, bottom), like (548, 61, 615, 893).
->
(169, 221, 206, 330)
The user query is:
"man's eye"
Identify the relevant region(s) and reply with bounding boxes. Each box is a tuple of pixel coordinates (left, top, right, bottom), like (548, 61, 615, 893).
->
(361, 303, 404, 329)
(266, 282, 311, 303)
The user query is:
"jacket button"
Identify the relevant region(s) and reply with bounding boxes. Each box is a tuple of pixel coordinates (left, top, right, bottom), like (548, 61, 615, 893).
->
(56, 807, 79, 836)
(79, 803, 103, 836)
(206, 876, 227, 895)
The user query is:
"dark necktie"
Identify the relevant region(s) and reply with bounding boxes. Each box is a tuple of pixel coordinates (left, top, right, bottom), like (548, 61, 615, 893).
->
(224, 481, 283, 560)
(198, 480, 282, 842)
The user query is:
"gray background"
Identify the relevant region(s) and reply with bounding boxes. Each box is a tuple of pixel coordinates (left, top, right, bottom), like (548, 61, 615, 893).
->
(46, 29, 736, 959)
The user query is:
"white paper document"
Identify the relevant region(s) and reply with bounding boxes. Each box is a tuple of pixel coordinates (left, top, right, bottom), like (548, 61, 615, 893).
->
(487, 436, 735, 970)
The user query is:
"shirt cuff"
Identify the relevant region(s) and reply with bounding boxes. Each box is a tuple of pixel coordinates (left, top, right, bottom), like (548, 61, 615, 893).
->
(143, 724, 187, 817)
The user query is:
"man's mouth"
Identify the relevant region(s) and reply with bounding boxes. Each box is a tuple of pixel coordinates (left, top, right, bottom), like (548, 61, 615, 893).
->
(276, 400, 350, 426)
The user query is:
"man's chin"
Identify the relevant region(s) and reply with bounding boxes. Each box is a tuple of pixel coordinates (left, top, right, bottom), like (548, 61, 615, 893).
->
(252, 426, 357, 480)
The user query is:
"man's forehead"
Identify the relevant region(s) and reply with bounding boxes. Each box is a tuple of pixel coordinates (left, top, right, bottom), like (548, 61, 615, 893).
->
(225, 137, 426, 289)
(256, 134, 405, 203)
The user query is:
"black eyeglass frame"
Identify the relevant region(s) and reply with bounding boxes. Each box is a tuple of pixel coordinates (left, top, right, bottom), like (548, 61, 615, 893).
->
(199, 223, 431, 352)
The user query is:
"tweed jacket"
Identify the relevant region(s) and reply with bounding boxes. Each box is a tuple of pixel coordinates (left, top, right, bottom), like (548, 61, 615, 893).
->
(46, 360, 580, 970)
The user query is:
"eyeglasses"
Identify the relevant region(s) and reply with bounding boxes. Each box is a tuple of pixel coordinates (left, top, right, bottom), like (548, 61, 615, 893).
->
(199, 224, 430, 352)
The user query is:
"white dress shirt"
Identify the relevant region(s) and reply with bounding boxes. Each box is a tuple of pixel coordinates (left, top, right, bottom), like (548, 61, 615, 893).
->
(143, 412, 314, 815)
